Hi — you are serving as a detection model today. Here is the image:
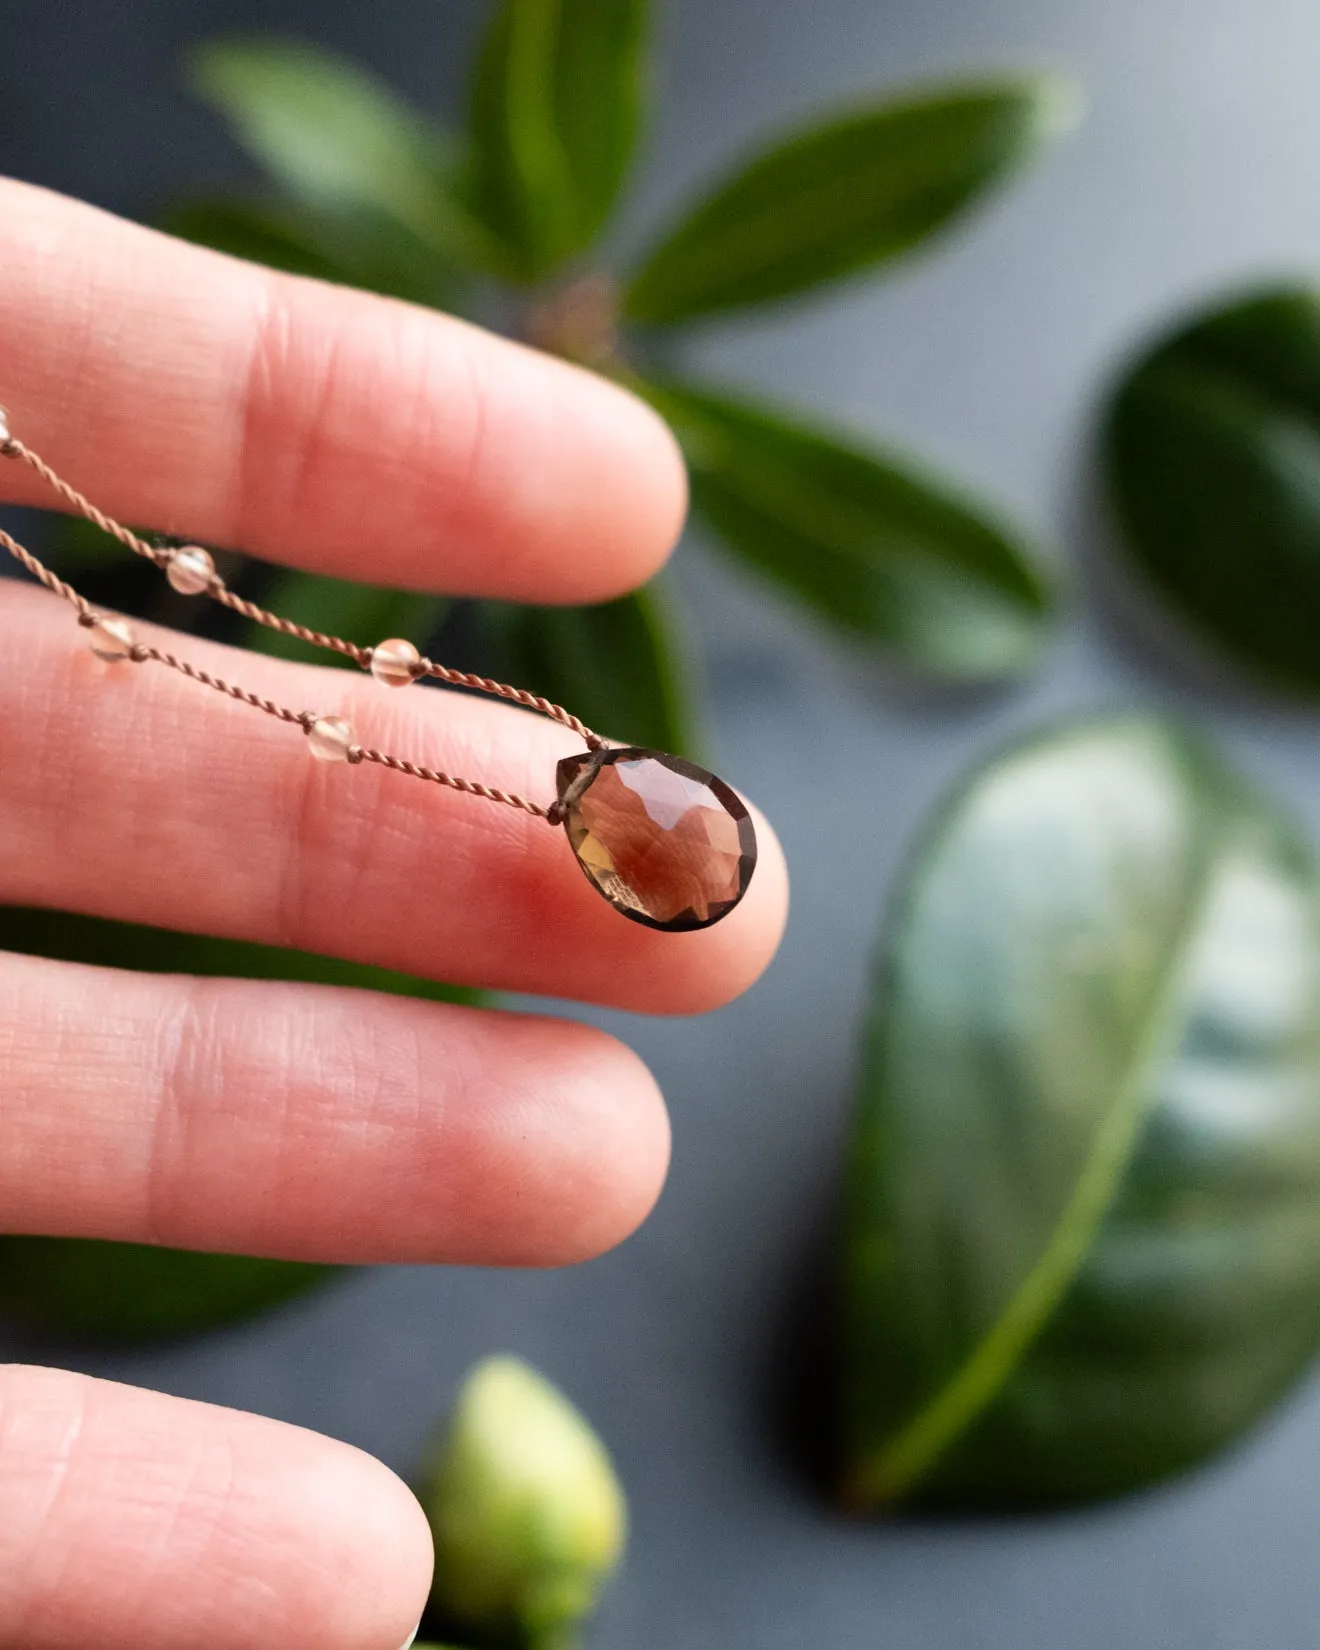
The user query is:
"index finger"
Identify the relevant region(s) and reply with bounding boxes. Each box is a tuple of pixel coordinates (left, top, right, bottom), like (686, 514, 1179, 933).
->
(0, 178, 686, 602)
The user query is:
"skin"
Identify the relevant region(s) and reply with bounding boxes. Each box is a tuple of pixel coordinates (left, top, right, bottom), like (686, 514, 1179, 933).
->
(0, 179, 789, 1650)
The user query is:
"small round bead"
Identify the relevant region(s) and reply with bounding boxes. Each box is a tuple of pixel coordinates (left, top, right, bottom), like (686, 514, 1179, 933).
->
(307, 715, 355, 763)
(166, 545, 216, 595)
(370, 637, 421, 688)
(88, 615, 136, 662)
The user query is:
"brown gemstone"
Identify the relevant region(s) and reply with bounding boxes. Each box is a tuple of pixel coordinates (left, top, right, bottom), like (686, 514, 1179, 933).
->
(555, 748, 757, 932)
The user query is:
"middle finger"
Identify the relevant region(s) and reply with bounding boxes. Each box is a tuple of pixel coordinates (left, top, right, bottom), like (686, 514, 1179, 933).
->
(0, 584, 788, 1013)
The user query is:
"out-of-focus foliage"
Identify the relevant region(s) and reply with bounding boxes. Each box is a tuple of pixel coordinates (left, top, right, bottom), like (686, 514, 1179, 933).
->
(247, 568, 448, 671)
(479, 585, 694, 753)
(626, 77, 1079, 323)
(1105, 285, 1320, 698)
(420, 1356, 626, 1650)
(182, 20, 1073, 708)
(0, 1237, 332, 1342)
(843, 715, 1320, 1507)
(467, 0, 649, 280)
(648, 377, 1052, 680)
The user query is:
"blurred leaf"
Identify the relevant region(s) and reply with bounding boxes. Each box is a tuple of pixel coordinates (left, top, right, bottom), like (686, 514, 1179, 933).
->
(478, 583, 696, 753)
(247, 567, 448, 671)
(467, 0, 648, 280)
(0, 906, 479, 1340)
(39, 511, 130, 566)
(189, 35, 490, 271)
(0, 1238, 332, 1343)
(842, 714, 1320, 1508)
(163, 196, 456, 308)
(164, 197, 356, 282)
(1104, 285, 1320, 698)
(625, 74, 1079, 323)
(645, 376, 1051, 680)
(421, 1356, 626, 1650)
(0, 905, 479, 1006)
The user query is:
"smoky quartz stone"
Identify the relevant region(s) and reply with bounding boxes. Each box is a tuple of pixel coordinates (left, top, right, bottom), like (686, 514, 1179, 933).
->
(554, 748, 757, 932)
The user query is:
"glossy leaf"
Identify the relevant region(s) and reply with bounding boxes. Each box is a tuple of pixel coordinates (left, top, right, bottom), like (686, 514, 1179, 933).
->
(189, 36, 488, 270)
(246, 567, 448, 671)
(0, 1238, 331, 1343)
(467, 0, 648, 279)
(1105, 285, 1320, 698)
(163, 197, 456, 308)
(625, 74, 1079, 324)
(645, 376, 1051, 680)
(0, 906, 478, 1006)
(842, 715, 1320, 1508)
(0, 906, 478, 1340)
(478, 583, 696, 753)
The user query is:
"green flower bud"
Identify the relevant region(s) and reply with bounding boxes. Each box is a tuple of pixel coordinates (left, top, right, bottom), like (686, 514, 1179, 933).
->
(421, 1356, 627, 1650)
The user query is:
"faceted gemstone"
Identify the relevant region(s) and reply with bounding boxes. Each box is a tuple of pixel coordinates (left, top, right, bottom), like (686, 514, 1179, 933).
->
(555, 747, 756, 932)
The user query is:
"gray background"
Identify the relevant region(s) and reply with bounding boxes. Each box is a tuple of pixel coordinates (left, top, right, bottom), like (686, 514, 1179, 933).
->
(4, 1, 1320, 1645)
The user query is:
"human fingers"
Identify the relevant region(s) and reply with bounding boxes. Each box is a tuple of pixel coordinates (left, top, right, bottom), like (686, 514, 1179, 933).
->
(0, 178, 685, 602)
(0, 1365, 431, 1650)
(0, 584, 789, 1014)
(0, 949, 668, 1265)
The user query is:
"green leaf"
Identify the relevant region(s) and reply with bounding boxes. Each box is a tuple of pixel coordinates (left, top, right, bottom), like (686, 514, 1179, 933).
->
(246, 567, 448, 671)
(189, 35, 489, 271)
(1103, 285, 1320, 699)
(0, 1238, 331, 1343)
(39, 512, 134, 567)
(162, 197, 456, 308)
(0, 905, 478, 1007)
(478, 583, 696, 753)
(0, 906, 479, 1340)
(644, 376, 1052, 680)
(625, 73, 1080, 324)
(163, 198, 355, 282)
(421, 1357, 626, 1649)
(467, 0, 648, 280)
(842, 714, 1320, 1508)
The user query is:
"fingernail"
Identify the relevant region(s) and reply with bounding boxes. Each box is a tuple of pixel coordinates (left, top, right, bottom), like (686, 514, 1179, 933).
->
(396, 1620, 421, 1650)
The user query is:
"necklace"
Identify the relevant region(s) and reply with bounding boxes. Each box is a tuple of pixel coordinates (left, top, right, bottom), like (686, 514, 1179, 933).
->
(0, 406, 757, 933)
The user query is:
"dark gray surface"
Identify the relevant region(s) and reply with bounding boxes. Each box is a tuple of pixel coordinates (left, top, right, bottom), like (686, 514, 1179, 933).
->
(4, 2, 1320, 1646)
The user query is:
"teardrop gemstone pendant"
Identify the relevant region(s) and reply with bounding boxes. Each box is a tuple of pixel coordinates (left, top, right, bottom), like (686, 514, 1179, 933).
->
(553, 748, 757, 931)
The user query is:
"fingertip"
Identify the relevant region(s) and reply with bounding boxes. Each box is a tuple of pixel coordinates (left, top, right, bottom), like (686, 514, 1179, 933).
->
(457, 1017, 672, 1268)
(538, 1029, 673, 1265)
(537, 359, 690, 603)
(292, 1440, 435, 1650)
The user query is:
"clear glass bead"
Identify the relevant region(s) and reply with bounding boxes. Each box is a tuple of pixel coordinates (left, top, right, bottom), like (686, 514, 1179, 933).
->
(166, 545, 216, 595)
(307, 715, 355, 763)
(88, 615, 136, 662)
(370, 637, 420, 688)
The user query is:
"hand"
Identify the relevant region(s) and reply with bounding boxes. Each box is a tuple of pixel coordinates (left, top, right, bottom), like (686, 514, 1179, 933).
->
(0, 178, 788, 1650)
